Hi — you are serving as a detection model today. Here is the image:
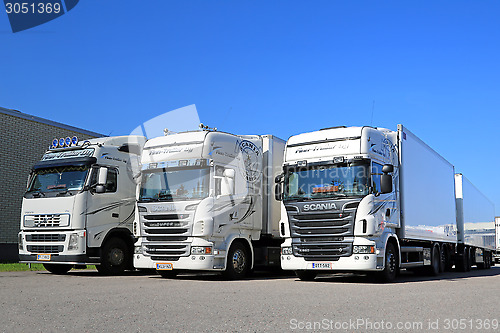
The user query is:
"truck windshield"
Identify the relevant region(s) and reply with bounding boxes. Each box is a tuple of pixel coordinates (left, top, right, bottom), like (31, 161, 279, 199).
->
(139, 167, 210, 202)
(27, 165, 90, 193)
(284, 161, 370, 201)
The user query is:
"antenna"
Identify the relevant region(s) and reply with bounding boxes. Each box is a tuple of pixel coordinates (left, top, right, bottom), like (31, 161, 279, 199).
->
(370, 100, 375, 126)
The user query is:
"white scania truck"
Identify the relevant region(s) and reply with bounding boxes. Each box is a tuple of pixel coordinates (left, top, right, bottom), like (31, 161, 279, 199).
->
(19, 135, 146, 275)
(276, 125, 495, 282)
(133, 127, 285, 279)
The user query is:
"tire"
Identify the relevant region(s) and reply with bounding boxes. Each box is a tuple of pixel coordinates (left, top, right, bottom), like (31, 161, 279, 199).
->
(295, 270, 317, 281)
(376, 242, 398, 283)
(96, 237, 129, 275)
(157, 270, 178, 279)
(43, 263, 73, 274)
(428, 245, 440, 276)
(221, 242, 249, 280)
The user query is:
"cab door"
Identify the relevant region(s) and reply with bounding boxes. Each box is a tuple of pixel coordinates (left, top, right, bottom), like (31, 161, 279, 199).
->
(85, 167, 120, 248)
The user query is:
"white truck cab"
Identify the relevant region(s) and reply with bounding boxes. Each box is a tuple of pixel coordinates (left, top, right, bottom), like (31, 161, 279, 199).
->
(133, 127, 285, 279)
(19, 135, 146, 275)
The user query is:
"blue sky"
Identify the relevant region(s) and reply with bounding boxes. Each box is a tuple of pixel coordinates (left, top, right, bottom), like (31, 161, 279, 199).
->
(1, 1, 499, 214)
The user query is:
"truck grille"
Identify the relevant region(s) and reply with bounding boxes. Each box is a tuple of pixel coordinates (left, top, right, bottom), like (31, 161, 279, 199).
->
(26, 234, 66, 242)
(292, 243, 352, 261)
(27, 245, 63, 254)
(28, 214, 66, 227)
(141, 213, 191, 260)
(286, 201, 357, 261)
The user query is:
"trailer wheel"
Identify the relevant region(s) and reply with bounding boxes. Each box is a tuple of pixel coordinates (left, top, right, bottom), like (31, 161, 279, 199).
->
(157, 270, 178, 279)
(222, 242, 249, 280)
(428, 245, 440, 276)
(43, 264, 73, 274)
(376, 242, 398, 282)
(295, 270, 317, 281)
(97, 237, 129, 275)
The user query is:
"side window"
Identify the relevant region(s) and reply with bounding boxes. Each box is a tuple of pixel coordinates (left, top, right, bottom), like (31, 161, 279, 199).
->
(371, 163, 383, 194)
(106, 169, 117, 192)
(89, 167, 117, 193)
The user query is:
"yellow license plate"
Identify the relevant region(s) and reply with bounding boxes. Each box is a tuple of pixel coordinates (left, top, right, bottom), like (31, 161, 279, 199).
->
(37, 254, 51, 261)
(156, 263, 173, 270)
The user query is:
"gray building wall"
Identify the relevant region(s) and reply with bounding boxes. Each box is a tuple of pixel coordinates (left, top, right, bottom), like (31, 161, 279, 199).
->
(0, 107, 102, 261)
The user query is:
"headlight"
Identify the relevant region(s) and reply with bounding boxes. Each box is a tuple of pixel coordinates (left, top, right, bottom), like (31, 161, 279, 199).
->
(68, 233, 79, 250)
(191, 246, 212, 255)
(18, 234, 23, 250)
(137, 206, 147, 212)
(281, 247, 293, 255)
(353, 245, 375, 254)
(134, 246, 143, 254)
(24, 216, 35, 227)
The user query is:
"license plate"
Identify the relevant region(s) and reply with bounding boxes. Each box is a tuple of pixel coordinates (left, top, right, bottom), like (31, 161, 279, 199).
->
(37, 254, 51, 261)
(311, 262, 332, 269)
(156, 263, 173, 270)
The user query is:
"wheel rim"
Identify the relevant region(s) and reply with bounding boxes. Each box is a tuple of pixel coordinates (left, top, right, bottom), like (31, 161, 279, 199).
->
(232, 249, 246, 274)
(109, 248, 124, 266)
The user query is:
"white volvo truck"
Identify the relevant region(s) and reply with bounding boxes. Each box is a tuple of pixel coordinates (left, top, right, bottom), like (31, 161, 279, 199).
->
(277, 125, 495, 282)
(133, 127, 285, 279)
(19, 135, 146, 275)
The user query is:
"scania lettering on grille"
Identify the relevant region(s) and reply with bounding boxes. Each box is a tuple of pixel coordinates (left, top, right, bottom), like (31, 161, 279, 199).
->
(302, 203, 337, 211)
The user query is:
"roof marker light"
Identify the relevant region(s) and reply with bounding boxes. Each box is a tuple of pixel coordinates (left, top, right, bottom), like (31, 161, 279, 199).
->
(65, 137, 71, 147)
(59, 138, 65, 147)
(52, 138, 59, 148)
(71, 136, 78, 145)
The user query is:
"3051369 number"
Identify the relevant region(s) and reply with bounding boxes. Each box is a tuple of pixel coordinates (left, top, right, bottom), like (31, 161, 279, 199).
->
(5, 2, 61, 14)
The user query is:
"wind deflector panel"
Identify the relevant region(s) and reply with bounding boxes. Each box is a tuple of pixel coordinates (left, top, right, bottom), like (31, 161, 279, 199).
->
(32, 157, 97, 170)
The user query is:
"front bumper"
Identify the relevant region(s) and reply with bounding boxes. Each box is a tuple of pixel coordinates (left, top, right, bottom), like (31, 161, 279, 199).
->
(134, 253, 225, 271)
(19, 253, 99, 265)
(281, 252, 379, 271)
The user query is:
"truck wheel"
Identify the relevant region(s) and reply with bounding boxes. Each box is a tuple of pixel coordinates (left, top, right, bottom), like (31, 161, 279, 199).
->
(428, 245, 440, 276)
(157, 270, 178, 279)
(376, 242, 398, 282)
(295, 270, 317, 281)
(43, 264, 73, 274)
(96, 238, 129, 275)
(222, 242, 249, 280)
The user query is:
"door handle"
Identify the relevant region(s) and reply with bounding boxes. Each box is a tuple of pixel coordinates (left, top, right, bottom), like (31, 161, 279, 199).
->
(112, 213, 119, 218)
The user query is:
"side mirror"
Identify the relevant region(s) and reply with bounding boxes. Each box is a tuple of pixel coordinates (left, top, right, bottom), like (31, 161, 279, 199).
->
(98, 167, 108, 185)
(220, 169, 235, 196)
(382, 164, 394, 173)
(275, 183, 283, 201)
(95, 185, 106, 194)
(223, 169, 235, 179)
(95, 167, 108, 194)
(380, 164, 394, 194)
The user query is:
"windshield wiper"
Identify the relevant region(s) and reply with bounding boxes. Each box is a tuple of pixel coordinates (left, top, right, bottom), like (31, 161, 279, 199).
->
(30, 190, 45, 198)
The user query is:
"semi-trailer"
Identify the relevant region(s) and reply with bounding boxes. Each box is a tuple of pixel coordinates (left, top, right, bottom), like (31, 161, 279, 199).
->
(19, 135, 146, 275)
(276, 124, 495, 282)
(133, 126, 285, 279)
